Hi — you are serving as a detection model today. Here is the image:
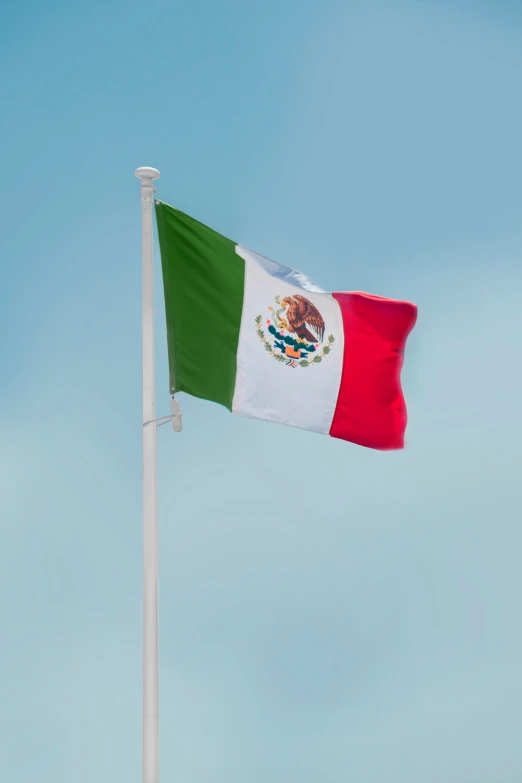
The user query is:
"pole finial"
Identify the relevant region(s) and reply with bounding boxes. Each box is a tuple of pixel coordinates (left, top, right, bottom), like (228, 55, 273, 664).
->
(134, 167, 161, 180)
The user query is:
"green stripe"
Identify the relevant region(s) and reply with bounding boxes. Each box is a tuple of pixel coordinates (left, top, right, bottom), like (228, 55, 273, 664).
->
(155, 201, 245, 410)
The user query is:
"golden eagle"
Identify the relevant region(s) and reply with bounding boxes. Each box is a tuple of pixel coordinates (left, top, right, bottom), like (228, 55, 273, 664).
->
(280, 295, 325, 344)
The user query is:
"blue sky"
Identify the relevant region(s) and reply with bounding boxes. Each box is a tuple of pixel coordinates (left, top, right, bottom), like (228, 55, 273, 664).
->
(1, 1, 521, 781)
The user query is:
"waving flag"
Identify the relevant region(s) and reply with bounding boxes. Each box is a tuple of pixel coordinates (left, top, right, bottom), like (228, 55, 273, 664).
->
(156, 200, 417, 449)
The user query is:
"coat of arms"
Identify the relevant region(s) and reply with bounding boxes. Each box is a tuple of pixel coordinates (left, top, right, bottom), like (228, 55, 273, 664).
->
(255, 295, 334, 368)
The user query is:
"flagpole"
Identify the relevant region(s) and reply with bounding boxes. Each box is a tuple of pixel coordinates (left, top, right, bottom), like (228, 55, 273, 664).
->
(135, 166, 161, 783)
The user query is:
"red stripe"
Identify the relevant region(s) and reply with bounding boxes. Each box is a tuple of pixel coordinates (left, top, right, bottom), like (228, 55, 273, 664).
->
(330, 292, 417, 450)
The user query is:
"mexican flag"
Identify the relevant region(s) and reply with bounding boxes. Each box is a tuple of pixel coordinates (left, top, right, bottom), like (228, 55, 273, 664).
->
(155, 201, 417, 450)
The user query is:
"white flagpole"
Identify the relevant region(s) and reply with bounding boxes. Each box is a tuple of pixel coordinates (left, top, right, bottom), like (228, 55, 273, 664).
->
(135, 166, 161, 783)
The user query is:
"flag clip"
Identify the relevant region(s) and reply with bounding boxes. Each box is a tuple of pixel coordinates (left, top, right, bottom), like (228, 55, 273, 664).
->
(170, 396, 182, 432)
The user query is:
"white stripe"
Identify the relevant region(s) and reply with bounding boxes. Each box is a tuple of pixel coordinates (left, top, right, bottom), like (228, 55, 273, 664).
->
(232, 245, 344, 435)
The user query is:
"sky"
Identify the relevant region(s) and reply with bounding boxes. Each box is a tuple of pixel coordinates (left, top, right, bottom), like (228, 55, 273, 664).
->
(1, 0, 521, 781)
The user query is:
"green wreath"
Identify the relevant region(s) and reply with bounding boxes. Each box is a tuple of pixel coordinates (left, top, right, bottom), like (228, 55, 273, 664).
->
(255, 313, 334, 367)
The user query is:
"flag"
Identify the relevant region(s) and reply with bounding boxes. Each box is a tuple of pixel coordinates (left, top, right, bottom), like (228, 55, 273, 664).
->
(155, 201, 417, 450)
